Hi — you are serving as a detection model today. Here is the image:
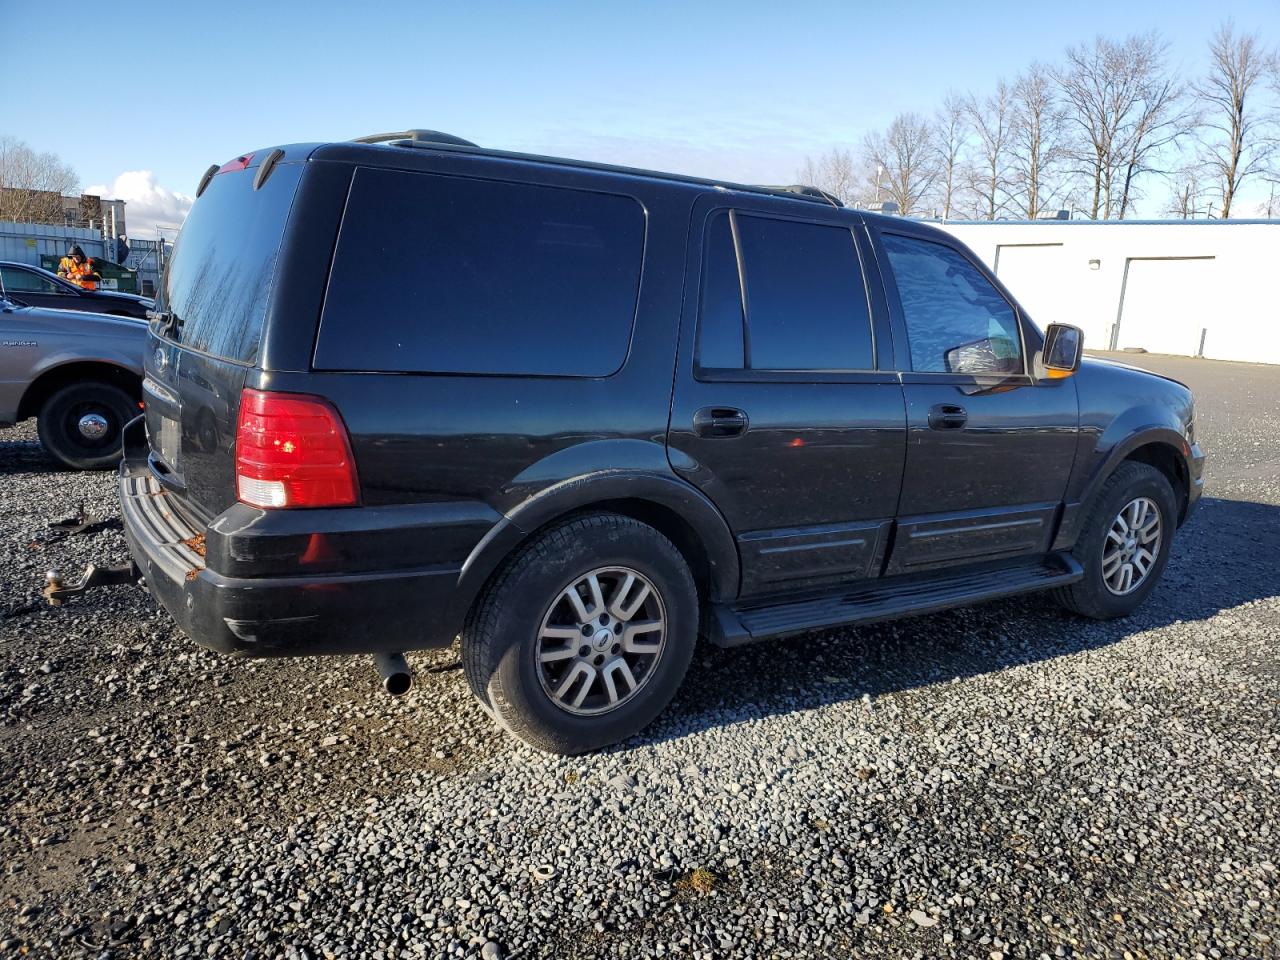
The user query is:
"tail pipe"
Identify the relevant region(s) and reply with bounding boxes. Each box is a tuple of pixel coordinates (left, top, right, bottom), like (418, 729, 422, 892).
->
(372, 652, 412, 696)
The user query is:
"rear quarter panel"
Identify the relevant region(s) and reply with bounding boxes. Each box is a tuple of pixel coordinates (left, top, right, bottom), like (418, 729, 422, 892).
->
(254, 155, 707, 602)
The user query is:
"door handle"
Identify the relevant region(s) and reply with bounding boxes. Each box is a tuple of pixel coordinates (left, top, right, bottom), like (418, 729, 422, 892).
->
(693, 406, 749, 438)
(927, 403, 968, 430)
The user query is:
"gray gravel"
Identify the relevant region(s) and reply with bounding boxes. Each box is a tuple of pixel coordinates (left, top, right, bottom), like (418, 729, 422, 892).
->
(2, 354, 1278, 959)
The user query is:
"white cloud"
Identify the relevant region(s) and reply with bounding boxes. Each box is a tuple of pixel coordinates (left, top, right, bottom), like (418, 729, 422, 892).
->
(86, 171, 193, 241)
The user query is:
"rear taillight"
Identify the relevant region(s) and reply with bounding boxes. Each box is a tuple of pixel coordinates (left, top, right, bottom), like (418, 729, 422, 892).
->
(235, 388, 359, 509)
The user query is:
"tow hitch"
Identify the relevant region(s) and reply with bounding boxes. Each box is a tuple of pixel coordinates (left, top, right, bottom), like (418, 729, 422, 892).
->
(43, 563, 142, 606)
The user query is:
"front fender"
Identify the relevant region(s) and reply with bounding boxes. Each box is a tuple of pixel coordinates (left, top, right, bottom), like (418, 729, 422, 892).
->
(1054, 404, 1193, 550)
(1084, 401, 1191, 503)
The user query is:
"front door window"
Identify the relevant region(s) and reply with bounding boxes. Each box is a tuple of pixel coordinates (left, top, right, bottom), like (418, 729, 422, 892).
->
(880, 233, 1023, 376)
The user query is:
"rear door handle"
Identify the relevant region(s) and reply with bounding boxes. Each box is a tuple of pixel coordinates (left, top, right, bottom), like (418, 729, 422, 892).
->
(693, 406, 749, 438)
(927, 403, 968, 430)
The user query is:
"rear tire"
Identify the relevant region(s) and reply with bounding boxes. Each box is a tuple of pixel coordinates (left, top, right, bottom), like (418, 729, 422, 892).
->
(1053, 461, 1177, 619)
(36, 381, 137, 470)
(462, 512, 697, 754)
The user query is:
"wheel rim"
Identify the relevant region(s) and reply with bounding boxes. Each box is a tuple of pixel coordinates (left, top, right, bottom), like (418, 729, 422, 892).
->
(1102, 496, 1163, 596)
(535, 566, 667, 717)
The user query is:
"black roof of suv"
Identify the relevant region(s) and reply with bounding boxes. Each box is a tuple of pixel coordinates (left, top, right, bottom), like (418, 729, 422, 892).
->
(107, 129, 1203, 753)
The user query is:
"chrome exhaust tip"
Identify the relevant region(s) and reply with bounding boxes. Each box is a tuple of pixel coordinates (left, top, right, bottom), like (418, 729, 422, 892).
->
(372, 652, 412, 696)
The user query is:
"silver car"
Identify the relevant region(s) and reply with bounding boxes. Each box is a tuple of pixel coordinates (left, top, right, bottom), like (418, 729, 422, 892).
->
(0, 294, 145, 469)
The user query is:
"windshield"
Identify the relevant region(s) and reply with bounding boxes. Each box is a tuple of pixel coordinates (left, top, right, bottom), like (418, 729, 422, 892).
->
(157, 162, 302, 364)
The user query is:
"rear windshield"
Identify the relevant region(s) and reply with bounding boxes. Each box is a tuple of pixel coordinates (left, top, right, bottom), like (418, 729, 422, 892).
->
(157, 162, 303, 364)
(313, 168, 645, 377)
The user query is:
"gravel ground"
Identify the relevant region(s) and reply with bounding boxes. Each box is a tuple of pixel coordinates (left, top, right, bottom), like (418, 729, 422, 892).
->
(2, 354, 1277, 960)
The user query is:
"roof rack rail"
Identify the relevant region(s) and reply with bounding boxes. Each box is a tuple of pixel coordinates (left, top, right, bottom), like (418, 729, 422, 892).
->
(750, 184, 844, 207)
(352, 130, 478, 148)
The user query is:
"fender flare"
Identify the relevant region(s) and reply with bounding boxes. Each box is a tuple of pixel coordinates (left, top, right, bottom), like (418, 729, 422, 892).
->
(446, 469, 741, 628)
(1080, 424, 1190, 510)
(31, 348, 144, 380)
(17, 354, 144, 420)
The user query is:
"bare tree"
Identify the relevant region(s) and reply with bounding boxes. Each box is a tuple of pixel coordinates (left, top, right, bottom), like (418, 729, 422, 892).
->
(796, 147, 860, 204)
(1196, 22, 1275, 218)
(1260, 180, 1279, 217)
(862, 113, 939, 217)
(1113, 38, 1196, 218)
(1164, 163, 1209, 218)
(1009, 64, 1068, 218)
(965, 81, 1015, 219)
(934, 93, 969, 218)
(0, 136, 79, 223)
(1056, 34, 1163, 218)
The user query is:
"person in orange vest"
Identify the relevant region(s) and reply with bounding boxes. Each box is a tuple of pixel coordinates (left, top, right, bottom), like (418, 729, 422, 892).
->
(57, 245, 102, 291)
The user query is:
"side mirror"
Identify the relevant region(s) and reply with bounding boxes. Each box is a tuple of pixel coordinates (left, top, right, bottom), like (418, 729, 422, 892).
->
(1040, 323, 1083, 379)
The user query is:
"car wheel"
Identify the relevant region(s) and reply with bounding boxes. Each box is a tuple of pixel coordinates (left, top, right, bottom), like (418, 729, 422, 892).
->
(1053, 461, 1177, 619)
(462, 512, 698, 754)
(36, 381, 137, 470)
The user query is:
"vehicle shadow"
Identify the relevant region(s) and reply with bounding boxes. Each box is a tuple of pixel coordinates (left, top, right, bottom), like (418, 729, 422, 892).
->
(632, 496, 1280, 750)
(0, 433, 63, 476)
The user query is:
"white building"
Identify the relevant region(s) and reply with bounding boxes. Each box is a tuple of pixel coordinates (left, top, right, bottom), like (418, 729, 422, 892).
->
(931, 220, 1280, 365)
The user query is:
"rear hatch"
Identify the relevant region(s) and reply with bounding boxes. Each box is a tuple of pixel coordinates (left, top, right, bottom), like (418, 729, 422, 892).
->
(145, 152, 305, 521)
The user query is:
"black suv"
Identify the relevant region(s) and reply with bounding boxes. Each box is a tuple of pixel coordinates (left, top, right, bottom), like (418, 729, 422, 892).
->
(117, 131, 1203, 754)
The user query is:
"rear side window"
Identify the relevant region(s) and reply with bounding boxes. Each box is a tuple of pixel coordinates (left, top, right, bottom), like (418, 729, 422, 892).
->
(880, 233, 1023, 375)
(697, 210, 874, 372)
(1, 267, 60, 293)
(160, 162, 303, 364)
(314, 169, 645, 377)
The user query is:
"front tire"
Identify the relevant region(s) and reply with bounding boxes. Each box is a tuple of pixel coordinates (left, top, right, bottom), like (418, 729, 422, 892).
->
(462, 513, 698, 754)
(36, 381, 137, 470)
(1054, 461, 1177, 619)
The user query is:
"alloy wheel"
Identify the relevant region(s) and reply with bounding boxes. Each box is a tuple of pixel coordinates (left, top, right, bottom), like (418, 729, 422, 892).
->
(535, 566, 667, 716)
(1101, 496, 1163, 596)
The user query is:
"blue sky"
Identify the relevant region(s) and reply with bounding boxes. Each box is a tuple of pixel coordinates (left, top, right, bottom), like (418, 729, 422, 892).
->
(2, 0, 1277, 232)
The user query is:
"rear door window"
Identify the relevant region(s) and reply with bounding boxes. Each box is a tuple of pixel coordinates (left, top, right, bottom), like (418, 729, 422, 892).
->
(696, 210, 874, 372)
(314, 169, 645, 377)
(160, 162, 303, 364)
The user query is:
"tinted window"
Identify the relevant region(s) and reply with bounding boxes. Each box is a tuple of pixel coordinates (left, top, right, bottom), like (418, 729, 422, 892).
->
(697, 212, 745, 369)
(315, 169, 644, 377)
(881, 233, 1022, 375)
(736, 214, 873, 370)
(1, 267, 61, 293)
(160, 163, 302, 364)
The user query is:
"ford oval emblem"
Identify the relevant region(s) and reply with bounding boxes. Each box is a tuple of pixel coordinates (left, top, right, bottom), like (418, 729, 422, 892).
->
(153, 347, 167, 371)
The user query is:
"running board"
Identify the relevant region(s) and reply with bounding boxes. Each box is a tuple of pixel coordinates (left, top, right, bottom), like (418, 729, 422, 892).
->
(709, 552, 1083, 647)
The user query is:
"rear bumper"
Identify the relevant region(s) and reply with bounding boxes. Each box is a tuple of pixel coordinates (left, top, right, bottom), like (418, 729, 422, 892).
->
(119, 457, 469, 657)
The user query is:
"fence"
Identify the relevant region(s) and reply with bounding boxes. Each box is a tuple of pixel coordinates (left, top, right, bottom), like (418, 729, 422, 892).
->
(0, 221, 108, 267)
